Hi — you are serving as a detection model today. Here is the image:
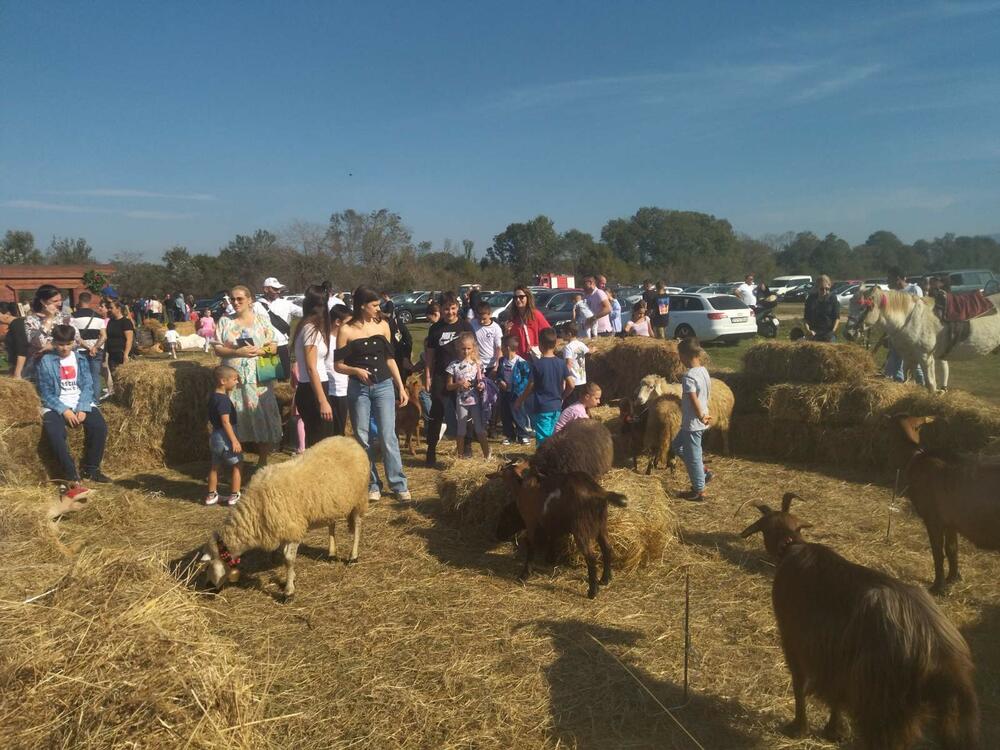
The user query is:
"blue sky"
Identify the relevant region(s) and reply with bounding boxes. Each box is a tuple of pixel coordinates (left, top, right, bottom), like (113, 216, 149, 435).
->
(2, 0, 999, 261)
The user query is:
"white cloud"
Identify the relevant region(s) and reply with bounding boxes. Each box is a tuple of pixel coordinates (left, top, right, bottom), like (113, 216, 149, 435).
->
(3, 199, 193, 220)
(791, 64, 883, 102)
(49, 188, 217, 201)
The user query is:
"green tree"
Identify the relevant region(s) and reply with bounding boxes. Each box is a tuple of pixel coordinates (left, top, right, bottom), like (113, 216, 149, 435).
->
(737, 235, 778, 284)
(486, 215, 560, 278)
(46, 236, 95, 265)
(0, 229, 43, 264)
(326, 209, 413, 287)
(217, 229, 281, 288)
(775, 232, 821, 273)
(462, 239, 475, 261)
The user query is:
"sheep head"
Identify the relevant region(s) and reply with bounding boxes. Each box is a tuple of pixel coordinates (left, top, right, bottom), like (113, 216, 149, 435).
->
(635, 375, 667, 406)
(204, 532, 241, 589)
(740, 493, 813, 560)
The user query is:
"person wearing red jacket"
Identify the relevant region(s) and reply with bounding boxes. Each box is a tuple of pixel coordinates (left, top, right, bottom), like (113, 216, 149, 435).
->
(505, 285, 551, 359)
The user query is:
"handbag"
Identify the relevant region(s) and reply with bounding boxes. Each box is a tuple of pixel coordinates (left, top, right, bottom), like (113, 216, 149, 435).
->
(256, 351, 285, 384)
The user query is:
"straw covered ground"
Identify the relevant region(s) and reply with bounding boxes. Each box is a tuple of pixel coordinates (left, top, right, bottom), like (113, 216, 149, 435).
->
(584, 336, 684, 401)
(2, 452, 998, 748)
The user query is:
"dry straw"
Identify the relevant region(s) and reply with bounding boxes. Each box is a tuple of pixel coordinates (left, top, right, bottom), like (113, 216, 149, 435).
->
(742, 340, 876, 383)
(585, 337, 684, 401)
(0, 377, 41, 429)
(435, 458, 677, 574)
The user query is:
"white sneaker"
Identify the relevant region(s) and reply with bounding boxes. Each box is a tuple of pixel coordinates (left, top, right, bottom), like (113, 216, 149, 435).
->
(204, 491, 219, 506)
(397, 491, 412, 501)
(502, 438, 511, 446)
(368, 490, 381, 502)
(519, 437, 531, 445)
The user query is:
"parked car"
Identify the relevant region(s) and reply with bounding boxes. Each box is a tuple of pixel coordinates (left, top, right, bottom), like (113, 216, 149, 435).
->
(663, 293, 757, 343)
(390, 291, 439, 323)
(497, 288, 580, 324)
(193, 291, 231, 316)
(768, 275, 813, 297)
(835, 283, 861, 305)
(483, 291, 513, 318)
(780, 283, 814, 303)
(927, 268, 999, 294)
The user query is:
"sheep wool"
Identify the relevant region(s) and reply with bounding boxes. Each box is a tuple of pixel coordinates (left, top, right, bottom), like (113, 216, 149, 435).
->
(216, 436, 370, 558)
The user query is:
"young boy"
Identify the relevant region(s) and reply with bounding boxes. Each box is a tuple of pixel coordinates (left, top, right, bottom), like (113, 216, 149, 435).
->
(497, 335, 531, 445)
(206, 365, 243, 506)
(35, 324, 110, 500)
(164, 322, 180, 359)
(554, 382, 601, 433)
(516, 328, 574, 445)
(471, 302, 503, 377)
(671, 337, 713, 501)
(561, 323, 589, 405)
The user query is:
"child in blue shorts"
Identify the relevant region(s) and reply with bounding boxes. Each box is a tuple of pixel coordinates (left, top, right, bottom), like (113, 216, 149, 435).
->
(206, 364, 243, 506)
(516, 327, 574, 444)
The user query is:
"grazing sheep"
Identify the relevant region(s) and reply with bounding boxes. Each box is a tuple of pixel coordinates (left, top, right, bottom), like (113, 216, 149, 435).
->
(531, 418, 613, 479)
(895, 415, 1000, 593)
(204, 436, 369, 599)
(741, 493, 979, 749)
(634, 374, 734, 454)
(493, 459, 627, 598)
(619, 394, 682, 474)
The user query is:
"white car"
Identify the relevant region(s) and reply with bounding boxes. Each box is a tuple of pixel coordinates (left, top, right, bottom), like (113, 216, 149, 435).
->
(769, 275, 813, 297)
(835, 284, 860, 305)
(663, 293, 757, 343)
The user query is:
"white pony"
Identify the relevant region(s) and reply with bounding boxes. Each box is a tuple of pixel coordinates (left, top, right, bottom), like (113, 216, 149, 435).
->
(846, 285, 1000, 392)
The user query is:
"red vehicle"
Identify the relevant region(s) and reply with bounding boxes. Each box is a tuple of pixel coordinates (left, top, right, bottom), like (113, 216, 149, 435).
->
(535, 273, 575, 289)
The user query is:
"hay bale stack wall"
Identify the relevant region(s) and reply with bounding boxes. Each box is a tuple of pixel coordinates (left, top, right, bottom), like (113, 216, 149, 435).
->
(435, 459, 677, 574)
(742, 340, 876, 383)
(584, 337, 683, 401)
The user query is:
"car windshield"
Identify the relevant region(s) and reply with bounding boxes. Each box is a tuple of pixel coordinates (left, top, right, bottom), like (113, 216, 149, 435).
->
(708, 296, 748, 310)
(485, 292, 512, 306)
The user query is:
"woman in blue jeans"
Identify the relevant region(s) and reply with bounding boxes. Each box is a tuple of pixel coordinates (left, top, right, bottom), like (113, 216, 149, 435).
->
(335, 286, 410, 502)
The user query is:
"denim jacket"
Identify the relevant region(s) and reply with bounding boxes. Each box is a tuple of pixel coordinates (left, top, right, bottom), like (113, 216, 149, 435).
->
(498, 355, 531, 397)
(35, 350, 97, 414)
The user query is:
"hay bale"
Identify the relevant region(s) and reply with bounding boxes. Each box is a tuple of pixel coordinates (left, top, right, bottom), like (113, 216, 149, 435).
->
(0, 547, 268, 747)
(0, 377, 41, 429)
(437, 456, 508, 529)
(764, 380, 914, 426)
(891, 389, 1000, 455)
(436, 460, 676, 574)
(742, 340, 876, 383)
(712, 371, 771, 416)
(586, 337, 683, 401)
(174, 320, 195, 335)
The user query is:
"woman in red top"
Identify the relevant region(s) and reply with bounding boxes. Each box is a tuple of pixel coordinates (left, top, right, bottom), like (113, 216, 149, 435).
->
(506, 285, 551, 358)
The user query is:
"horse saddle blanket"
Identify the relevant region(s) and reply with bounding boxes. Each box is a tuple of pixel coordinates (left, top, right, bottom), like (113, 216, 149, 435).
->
(944, 291, 995, 322)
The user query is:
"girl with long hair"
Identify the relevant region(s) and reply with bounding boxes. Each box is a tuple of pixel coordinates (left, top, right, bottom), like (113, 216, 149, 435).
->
(24, 284, 74, 379)
(506, 285, 551, 358)
(335, 285, 410, 501)
(292, 284, 334, 447)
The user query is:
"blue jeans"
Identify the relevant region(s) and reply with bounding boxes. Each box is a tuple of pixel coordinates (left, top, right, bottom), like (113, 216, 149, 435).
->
(670, 429, 706, 493)
(87, 353, 103, 394)
(499, 391, 529, 440)
(348, 378, 407, 494)
(42, 407, 107, 481)
(884, 345, 925, 385)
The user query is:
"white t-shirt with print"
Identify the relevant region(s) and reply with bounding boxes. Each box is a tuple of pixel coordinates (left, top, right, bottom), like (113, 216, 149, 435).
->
(562, 339, 589, 385)
(445, 359, 481, 407)
(295, 323, 329, 383)
(471, 320, 503, 370)
(44, 353, 81, 413)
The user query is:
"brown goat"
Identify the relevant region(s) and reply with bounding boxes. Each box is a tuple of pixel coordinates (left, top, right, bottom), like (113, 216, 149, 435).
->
(896, 415, 1000, 593)
(395, 378, 423, 456)
(741, 493, 979, 749)
(493, 459, 627, 599)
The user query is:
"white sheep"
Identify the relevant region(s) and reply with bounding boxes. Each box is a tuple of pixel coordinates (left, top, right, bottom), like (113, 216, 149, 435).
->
(634, 374, 735, 455)
(204, 436, 369, 598)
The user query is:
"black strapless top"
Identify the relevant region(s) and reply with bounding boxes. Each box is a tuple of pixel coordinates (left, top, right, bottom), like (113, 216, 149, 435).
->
(335, 335, 395, 383)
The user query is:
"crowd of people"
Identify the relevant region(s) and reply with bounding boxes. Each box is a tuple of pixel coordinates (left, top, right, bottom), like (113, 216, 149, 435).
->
(2, 266, 961, 506)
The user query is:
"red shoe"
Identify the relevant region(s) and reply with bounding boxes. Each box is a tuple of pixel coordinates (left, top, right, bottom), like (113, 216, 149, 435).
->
(64, 485, 91, 502)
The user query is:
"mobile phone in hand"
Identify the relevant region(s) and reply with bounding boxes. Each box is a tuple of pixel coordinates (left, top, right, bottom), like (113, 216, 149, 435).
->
(235, 336, 254, 348)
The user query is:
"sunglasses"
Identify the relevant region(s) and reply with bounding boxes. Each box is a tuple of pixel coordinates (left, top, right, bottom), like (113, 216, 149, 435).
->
(514, 294, 527, 299)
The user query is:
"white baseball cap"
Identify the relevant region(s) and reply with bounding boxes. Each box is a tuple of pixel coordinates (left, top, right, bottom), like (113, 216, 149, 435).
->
(262, 277, 286, 290)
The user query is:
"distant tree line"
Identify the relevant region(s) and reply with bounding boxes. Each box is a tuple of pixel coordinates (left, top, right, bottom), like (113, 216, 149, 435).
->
(3, 206, 998, 298)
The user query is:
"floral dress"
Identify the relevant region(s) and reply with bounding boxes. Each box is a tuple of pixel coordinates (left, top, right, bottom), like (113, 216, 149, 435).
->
(24, 312, 74, 380)
(215, 312, 282, 446)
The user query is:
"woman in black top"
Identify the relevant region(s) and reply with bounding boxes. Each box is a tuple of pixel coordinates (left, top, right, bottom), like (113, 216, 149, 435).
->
(335, 286, 410, 502)
(104, 299, 135, 372)
(0, 302, 29, 378)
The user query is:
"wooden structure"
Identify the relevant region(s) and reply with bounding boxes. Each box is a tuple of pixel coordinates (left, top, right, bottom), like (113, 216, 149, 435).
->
(0, 264, 115, 306)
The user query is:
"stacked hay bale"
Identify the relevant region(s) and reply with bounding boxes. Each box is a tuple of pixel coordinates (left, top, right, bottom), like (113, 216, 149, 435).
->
(0, 378, 47, 484)
(730, 340, 1000, 469)
(585, 336, 684, 401)
(435, 458, 677, 575)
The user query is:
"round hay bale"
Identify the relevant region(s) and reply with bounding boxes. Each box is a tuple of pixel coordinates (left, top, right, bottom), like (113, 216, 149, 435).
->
(0, 377, 41, 429)
(586, 337, 683, 401)
(532, 418, 613, 478)
(742, 340, 876, 383)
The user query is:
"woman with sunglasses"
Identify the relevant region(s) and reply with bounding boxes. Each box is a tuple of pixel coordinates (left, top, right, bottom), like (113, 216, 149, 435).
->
(213, 285, 282, 468)
(506, 285, 551, 359)
(23, 284, 75, 380)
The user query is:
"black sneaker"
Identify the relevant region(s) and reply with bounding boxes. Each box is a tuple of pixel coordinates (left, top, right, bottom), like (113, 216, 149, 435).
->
(676, 490, 706, 502)
(704, 470, 714, 485)
(81, 470, 112, 484)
